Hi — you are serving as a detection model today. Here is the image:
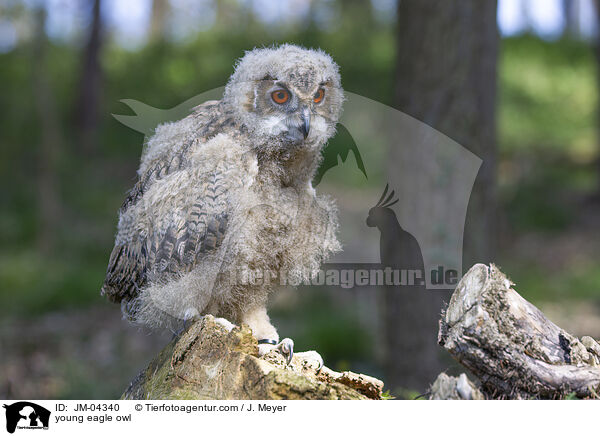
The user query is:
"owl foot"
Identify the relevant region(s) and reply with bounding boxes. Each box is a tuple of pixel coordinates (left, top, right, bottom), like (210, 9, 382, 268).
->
(257, 338, 294, 365)
(257, 338, 324, 371)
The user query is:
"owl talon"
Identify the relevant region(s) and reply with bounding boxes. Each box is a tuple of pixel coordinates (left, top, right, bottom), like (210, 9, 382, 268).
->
(276, 338, 294, 365)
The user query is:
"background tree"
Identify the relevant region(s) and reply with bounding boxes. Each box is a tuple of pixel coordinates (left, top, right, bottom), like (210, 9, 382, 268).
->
(74, 0, 103, 155)
(563, 0, 582, 37)
(150, 0, 170, 41)
(384, 0, 499, 393)
(32, 6, 63, 254)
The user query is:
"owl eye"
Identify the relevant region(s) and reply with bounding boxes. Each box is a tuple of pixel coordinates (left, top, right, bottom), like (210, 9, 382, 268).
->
(271, 89, 290, 104)
(314, 88, 325, 104)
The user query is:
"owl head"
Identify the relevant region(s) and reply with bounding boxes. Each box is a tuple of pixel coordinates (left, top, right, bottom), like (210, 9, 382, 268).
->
(223, 44, 344, 152)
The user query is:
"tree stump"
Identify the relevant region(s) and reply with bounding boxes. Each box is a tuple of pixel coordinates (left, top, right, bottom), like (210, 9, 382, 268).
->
(438, 263, 600, 399)
(122, 315, 384, 400)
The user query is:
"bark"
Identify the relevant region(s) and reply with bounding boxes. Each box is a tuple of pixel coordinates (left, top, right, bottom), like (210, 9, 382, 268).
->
(438, 264, 600, 399)
(122, 316, 385, 400)
(386, 0, 498, 393)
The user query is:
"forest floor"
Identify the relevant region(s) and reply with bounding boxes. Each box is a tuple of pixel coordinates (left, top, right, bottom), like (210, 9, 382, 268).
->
(0, 305, 171, 399)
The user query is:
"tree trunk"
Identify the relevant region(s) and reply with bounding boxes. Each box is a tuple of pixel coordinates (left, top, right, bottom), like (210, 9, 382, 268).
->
(150, 0, 169, 41)
(385, 0, 498, 393)
(75, 0, 103, 155)
(32, 7, 62, 254)
(438, 264, 600, 399)
(564, 0, 581, 38)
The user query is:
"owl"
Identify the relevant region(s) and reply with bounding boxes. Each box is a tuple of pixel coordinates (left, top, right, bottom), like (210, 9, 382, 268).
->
(101, 44, 344, 365)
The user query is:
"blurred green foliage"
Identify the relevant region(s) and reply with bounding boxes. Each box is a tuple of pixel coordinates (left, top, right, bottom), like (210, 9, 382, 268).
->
(499, 36, 598, 234)
(505, 260, 600, 303)
(500, 35, 597, 159)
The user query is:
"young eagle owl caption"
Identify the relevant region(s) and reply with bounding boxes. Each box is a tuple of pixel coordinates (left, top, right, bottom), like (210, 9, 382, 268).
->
(101, 44, 344, 364)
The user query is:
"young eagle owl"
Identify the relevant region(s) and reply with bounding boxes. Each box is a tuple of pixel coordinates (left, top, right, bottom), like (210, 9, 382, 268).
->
(101, 45, 343, 364)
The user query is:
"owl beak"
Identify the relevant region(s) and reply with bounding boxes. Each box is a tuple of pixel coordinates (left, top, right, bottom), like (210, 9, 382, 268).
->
(300, 107, 311, 139)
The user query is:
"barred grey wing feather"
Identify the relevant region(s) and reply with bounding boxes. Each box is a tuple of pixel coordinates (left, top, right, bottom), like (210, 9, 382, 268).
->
(103, 241, 145, 302)
(102, 170, 231, 304)
(102, 100, 238, 305)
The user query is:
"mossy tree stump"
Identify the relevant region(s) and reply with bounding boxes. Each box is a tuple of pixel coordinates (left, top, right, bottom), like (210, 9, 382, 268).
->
(122, 316, 384, 400)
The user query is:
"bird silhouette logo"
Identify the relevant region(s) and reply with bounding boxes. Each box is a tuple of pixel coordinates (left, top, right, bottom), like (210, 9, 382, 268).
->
(367, 184, 425, 286)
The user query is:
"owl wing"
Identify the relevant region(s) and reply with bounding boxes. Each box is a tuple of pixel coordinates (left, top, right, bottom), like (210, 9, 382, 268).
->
(101, 101, 241, 304)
